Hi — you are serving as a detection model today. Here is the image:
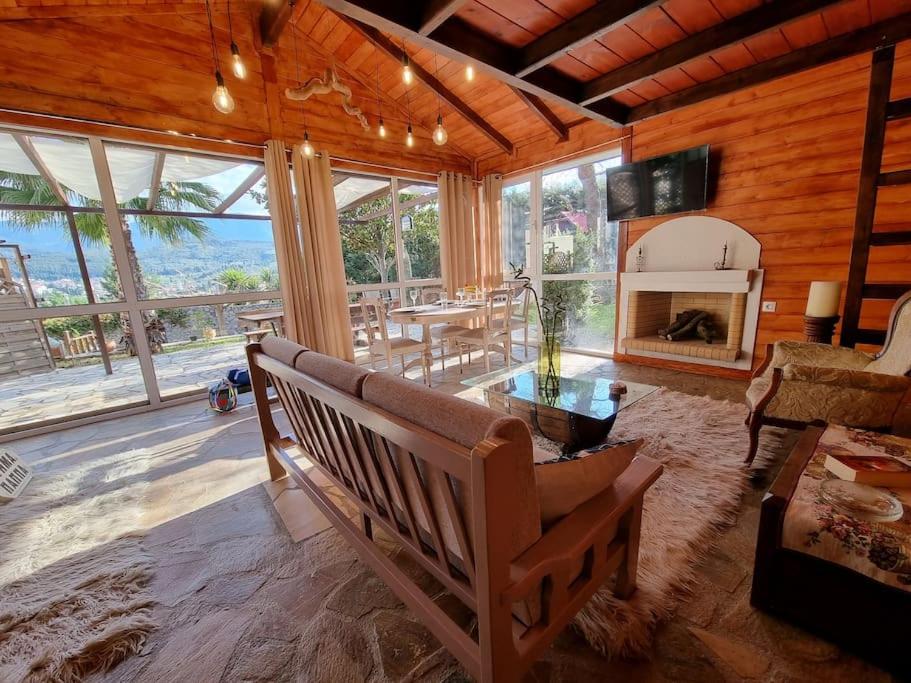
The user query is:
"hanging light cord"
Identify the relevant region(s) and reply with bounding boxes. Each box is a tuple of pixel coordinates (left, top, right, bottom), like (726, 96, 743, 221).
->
(204, 0, 221, 73)
(227, 0, 234, 42)
(291, 25, 309, 130)
(434, 53, 441, 118)
(373, 37, 382, 121)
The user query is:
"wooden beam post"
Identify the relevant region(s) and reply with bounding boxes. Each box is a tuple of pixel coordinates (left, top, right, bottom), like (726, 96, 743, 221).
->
(581, 0, 842, 106)
(842, 46, 895, 348)
(510, 88, 568, 142)
(347, 18, 515, 155)
(260, 0, 292, 49)
(418, 0, 466, 36)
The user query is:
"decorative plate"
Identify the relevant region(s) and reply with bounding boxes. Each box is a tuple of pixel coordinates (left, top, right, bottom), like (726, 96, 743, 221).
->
(820, 478, 904, 522)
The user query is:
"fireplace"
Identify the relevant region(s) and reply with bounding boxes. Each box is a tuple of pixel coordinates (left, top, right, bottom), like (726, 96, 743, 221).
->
(617, 216, 764, 370)
(625, 289, 747, 362)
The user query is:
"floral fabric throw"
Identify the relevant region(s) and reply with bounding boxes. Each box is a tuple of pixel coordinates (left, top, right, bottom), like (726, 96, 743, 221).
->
(782, 424, 911, 590)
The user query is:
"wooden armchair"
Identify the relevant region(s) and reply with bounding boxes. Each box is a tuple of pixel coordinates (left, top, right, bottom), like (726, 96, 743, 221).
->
(745, 291, 911, 464)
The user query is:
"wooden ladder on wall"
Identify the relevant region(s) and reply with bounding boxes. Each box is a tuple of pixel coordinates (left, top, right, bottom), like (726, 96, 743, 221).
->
(841, 44, 911, 347)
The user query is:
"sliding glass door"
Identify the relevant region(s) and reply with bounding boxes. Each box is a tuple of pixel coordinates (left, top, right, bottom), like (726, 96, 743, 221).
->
(501, 151, 621, 355)
(0, 126, 280, 434)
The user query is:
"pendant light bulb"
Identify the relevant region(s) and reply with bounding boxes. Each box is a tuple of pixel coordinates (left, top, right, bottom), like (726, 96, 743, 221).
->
(378, 118, 387, 138)
(406, 124, 414, 148)
(301, 132, 314, 158)
(465, 64, 475, 82)
(212, 71, 235, 114)
(230, 42, 247, 79)
(432, 114, 448, 146)
(402, 54, 414, 85)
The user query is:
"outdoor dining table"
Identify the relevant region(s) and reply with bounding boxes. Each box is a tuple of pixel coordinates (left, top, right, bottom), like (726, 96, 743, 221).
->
(237, 308, 285, 340)
(388, 300, 514, 386)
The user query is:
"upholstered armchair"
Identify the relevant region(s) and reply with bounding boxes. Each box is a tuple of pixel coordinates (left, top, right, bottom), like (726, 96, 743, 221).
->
(745, 292, 911, 464)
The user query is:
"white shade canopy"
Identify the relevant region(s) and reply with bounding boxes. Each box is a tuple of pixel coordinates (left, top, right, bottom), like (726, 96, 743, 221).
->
(0, 133, 247, 205)
(333, 175, 389, 212)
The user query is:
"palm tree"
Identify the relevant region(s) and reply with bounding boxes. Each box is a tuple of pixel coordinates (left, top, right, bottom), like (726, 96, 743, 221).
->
(0, 170, 219, 351)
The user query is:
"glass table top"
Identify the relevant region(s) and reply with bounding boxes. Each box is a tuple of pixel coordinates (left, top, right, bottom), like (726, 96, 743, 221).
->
(462, 363, 659, 423)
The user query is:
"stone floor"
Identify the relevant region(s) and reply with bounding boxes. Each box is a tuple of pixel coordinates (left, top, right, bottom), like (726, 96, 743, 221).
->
(0, 342, 248, 432)
(4, 351, 895, 682)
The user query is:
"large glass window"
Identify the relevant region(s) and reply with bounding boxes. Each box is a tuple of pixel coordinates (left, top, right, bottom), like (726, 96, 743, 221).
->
(334, 172, 442, 361)
(0, 128, 280, 434)
(502, 152, 621, 354)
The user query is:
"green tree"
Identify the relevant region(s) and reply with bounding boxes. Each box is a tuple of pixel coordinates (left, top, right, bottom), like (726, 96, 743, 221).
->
(0, 171, 218, 351)
(339, 194, 396, 284)
(216, 266, 259, 292)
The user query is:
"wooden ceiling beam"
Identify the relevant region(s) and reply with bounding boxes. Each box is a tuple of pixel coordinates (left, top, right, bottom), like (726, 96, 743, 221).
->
(581, 0, 844, 106)
(347, 19, 515, 155)
(510, 88, 568, 142)
(626, 13, 911, 123)
(418, 0, 466, 36)
(13, 134, 68, 205)
(260, 0, 293, 49)
(318, 0, 629, 126)
(516, 0, 662, 78)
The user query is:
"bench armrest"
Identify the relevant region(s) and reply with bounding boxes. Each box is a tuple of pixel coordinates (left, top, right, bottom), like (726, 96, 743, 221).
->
(503, 456, 662, 603)
(782, 364, 911, 393)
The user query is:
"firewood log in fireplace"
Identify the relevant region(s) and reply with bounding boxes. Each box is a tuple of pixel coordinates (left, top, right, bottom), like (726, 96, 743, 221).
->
(661, 309, 719, 344)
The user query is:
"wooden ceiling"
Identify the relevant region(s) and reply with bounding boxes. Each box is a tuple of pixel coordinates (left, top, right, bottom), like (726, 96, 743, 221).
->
(0, 0, 909, 171)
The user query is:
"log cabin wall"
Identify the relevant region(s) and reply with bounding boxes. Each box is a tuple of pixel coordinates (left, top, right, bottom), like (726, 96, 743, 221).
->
(478, 42, 911, 373)
(0, 11, 471, 175)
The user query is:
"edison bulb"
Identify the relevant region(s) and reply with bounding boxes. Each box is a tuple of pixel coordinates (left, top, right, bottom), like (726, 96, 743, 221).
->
(301, 133, 314, 158)
(230, 43, 247, 80)
(378, 119, 387, 138)
(432, 115, 447, 146)
(465, 64, 475, 81)
(212, 72, 235, 114)
(406, 125, 414, 148)
(402, 64, 414, 85)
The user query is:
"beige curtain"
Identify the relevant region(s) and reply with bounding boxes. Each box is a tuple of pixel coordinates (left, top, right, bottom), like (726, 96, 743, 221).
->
(439, 171, 477, 295)
(264, 140, 310, 346)
(290, 148, 354, 361)
(478, 173, 503, 289)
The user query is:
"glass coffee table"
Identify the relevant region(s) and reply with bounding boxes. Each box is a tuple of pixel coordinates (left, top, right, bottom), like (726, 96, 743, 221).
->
(462, 363, 658, 453)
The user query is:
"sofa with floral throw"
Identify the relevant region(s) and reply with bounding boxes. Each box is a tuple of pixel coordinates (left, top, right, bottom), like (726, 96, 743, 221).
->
(744, 292, 911, 465)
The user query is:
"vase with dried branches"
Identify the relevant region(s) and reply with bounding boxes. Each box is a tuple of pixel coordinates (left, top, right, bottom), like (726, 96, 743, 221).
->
(510, 263, 565, 398)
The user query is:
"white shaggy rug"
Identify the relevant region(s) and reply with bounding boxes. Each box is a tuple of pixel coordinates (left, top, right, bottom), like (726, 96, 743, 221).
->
(567, 388, 784, 658)
(0, 448, 157, 682)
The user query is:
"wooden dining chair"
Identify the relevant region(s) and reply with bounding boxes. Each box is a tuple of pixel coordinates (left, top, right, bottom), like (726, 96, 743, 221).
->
(360, 297, 429, 384)
(453, 289, 514, 373)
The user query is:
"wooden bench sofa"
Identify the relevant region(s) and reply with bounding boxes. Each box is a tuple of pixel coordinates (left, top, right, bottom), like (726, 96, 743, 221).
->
(246, 336, 661, 682)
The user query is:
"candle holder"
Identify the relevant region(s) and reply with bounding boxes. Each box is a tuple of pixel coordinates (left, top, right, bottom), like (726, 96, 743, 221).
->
(803, 315, 840, 344)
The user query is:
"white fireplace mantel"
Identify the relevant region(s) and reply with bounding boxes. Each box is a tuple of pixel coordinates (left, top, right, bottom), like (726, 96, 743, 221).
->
(621, 269, 757, 294)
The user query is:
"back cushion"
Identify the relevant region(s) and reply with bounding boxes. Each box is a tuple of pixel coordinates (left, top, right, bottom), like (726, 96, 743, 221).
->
(260, 335, 308, 366)
(361, 372, 542, 622)
(295, 352, 371, 398)
(866, 301, 911, 376)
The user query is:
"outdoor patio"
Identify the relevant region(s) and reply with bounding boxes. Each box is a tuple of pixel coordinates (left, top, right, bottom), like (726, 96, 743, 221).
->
(0, 341, 249, 433)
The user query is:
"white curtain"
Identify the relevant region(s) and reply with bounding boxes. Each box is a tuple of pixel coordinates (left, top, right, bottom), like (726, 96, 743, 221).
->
(438, 171, 477, 295)
(478, 173, 503, 289)
(291, 149, 355, 361)
(264, 140, 310, 347)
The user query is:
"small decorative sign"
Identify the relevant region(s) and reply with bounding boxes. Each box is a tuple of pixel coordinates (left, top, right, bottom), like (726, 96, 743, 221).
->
(0, 448, 32, 502)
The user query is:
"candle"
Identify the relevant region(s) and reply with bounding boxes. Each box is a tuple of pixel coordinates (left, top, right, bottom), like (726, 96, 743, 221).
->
(805, 281, 842, 317)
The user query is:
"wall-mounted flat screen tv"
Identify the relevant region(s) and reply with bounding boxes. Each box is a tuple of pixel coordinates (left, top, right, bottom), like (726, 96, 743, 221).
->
(604, 144, 709, 220)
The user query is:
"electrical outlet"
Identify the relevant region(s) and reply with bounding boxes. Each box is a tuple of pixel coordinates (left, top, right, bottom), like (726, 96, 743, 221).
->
(762, 301, 777, 313)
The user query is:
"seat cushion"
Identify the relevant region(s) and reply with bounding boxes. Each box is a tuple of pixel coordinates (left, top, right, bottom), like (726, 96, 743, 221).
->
(260, 335, 308, 366)
(534, 439, 641, 525)
(388, 337, 425, 351)
(294, 351, 371, 398)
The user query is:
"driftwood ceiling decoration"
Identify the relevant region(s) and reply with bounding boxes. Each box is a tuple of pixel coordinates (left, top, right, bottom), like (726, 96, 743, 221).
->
(285, 66, 370, 130)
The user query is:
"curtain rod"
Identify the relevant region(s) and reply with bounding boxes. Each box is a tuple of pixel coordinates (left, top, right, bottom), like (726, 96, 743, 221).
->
(0, 108, 455, 181)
